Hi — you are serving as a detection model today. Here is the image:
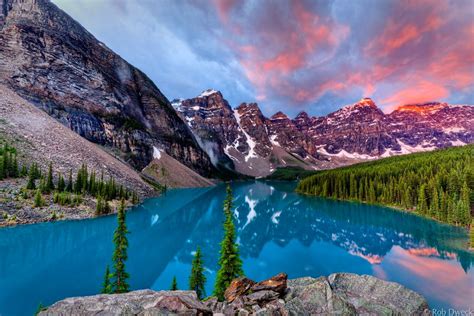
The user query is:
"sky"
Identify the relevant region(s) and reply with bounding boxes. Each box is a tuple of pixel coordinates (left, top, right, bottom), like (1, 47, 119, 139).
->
(52, 0, 474, 117)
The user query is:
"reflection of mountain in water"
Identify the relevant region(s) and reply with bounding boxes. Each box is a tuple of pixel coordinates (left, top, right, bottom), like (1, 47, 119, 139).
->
(174, 181, 472, 273)
(0, 181, 471, 315)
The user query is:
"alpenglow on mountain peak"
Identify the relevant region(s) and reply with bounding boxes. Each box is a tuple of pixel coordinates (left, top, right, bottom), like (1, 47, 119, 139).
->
(173, 90, 473, 177)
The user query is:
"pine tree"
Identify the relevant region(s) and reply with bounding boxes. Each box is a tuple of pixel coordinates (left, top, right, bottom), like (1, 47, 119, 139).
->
(111, 199, 130, 293)
(417, 185, 427, 215)
(10, 154, 18, 177)
(101, 265, 113, 294)
(20, 165, 28, 177)
(430, 186, 439, 219)
(34, 189, 44, 207)
(58, 173, 66, 192)
(45, 162, 54, 193)
(470, 219, 474, 249)
(0, 156, 7, 180)
(460, 181, 471, 226)
(26, 168, 36, 190)
(170, 276, 178, 291)
(189, 246, 206, 300)
(214, 185, 243, 301)
(66, 169, 73, 192)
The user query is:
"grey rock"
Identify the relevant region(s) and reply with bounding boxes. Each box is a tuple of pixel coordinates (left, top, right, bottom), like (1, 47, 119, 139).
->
(327, 273, 431, 315)
(41, 274, 431, 316)
(0, 0, 216, 177)
(39, 290, 212, 316)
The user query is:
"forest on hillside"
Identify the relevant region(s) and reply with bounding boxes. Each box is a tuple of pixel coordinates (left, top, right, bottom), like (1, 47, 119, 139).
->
(296, 145, 473, 227)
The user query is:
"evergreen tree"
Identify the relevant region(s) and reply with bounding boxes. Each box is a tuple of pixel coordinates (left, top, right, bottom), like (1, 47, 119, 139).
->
(417, 185, 427, 215)
(170, 276, 178, 291)
(189, 246, 206, 300)
(430, 186, 439, 219)
(66, 169, 73, 192)
(111, 199, 130, 293)
(26, 168, 36, 190)
(460, 181, 471, 226)
(10, 154, 18, 177)
(101, 265, 113, 294)
(20, 165, 28, 177)
(34, 189, 44, 207)
(0, 156, 4, 180)
(214, 185, 243, 301)
(45, 162, 54, 193)
(470, 219, 474, 249)
(58, 173, 66, 192)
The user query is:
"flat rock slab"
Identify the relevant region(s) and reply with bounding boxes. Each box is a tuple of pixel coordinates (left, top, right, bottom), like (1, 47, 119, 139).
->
(39, 290, 212, 316)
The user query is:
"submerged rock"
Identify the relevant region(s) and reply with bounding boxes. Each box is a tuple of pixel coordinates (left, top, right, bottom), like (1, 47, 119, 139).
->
(41, 273, 430, 315)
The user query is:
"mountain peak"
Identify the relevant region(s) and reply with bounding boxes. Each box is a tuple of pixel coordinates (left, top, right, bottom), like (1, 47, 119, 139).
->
(198, 89, 219, 98)
(355, 97, 377, 108)
(295, 111, 310, 120)
(394, 102, 448, 114)
(271, 111, 289, 120)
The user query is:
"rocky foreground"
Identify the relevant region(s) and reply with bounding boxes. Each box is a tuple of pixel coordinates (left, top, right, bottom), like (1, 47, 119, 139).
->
(40, 273, 430, 315)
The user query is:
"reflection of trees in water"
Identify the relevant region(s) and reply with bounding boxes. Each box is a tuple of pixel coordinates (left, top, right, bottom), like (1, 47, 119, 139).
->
(0, 180, 471, 315)
(172, 181, 472, 273)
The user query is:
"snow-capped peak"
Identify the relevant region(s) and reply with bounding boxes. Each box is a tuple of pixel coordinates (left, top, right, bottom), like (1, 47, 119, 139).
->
(356, 97, 377, 108)
(395, 102, 448, 114)
(199, 89, 218, 98)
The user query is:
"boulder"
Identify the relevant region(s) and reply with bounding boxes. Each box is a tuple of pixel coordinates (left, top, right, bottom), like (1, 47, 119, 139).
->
(224, 277, 256, 302)
(251, 272, 288, 294)
(39, 290, 212, 316)
(40, 273, 431, 315)
(284, 276, 355, 315)
(327, 273, 431, 315)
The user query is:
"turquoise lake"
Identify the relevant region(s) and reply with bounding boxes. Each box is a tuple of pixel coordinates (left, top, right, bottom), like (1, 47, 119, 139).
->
(0, 181, 472, 315)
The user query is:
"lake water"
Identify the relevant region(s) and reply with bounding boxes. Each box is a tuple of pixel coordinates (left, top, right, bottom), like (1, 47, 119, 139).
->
(0, 181, 472, 315)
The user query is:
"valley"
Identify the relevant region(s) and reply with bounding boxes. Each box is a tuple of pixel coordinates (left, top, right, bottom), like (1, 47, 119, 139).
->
(0, 0, 472, 315)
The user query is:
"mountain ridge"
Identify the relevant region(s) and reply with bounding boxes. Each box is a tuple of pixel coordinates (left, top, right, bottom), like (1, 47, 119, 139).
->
(0, 0, 217, 181)
(174, 90, 473, 177)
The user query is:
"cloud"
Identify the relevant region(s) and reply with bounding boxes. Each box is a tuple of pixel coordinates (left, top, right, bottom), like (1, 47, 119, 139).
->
(52, 0, 473, 117)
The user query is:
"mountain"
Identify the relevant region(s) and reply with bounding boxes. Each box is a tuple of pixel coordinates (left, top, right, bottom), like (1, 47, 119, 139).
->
(0, 0, 216, 182)
(0, 83, 154, 195)
(175, 91, 474, 177)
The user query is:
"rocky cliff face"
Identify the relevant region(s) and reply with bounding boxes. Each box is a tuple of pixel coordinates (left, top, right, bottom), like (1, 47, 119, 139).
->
(0, 0, 215, 177)
(176, 90, 473, 176)
(40, 273, 430, 315)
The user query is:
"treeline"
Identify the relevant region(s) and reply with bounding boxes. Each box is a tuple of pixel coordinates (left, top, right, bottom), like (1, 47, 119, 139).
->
(26, 162, 139, 214)
(0, 142, 138, 216)
(296, 145, 473, 227)
(0, 143, 24, 179)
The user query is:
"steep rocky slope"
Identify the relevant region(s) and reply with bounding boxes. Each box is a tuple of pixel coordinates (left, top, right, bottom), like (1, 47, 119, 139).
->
(0, 84, 153, 195)
(40, 273, 430, 315)
(142, 148, 215, 188)
(175, 90, 473, 177)
(0, 84, 156, 224)
(0, 0, 215, 178)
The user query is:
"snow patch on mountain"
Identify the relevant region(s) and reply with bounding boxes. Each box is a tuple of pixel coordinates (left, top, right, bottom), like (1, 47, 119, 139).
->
(153, 146, 162, 159)
(199, 89, 218, 97)
(234, 109, 258, 162)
